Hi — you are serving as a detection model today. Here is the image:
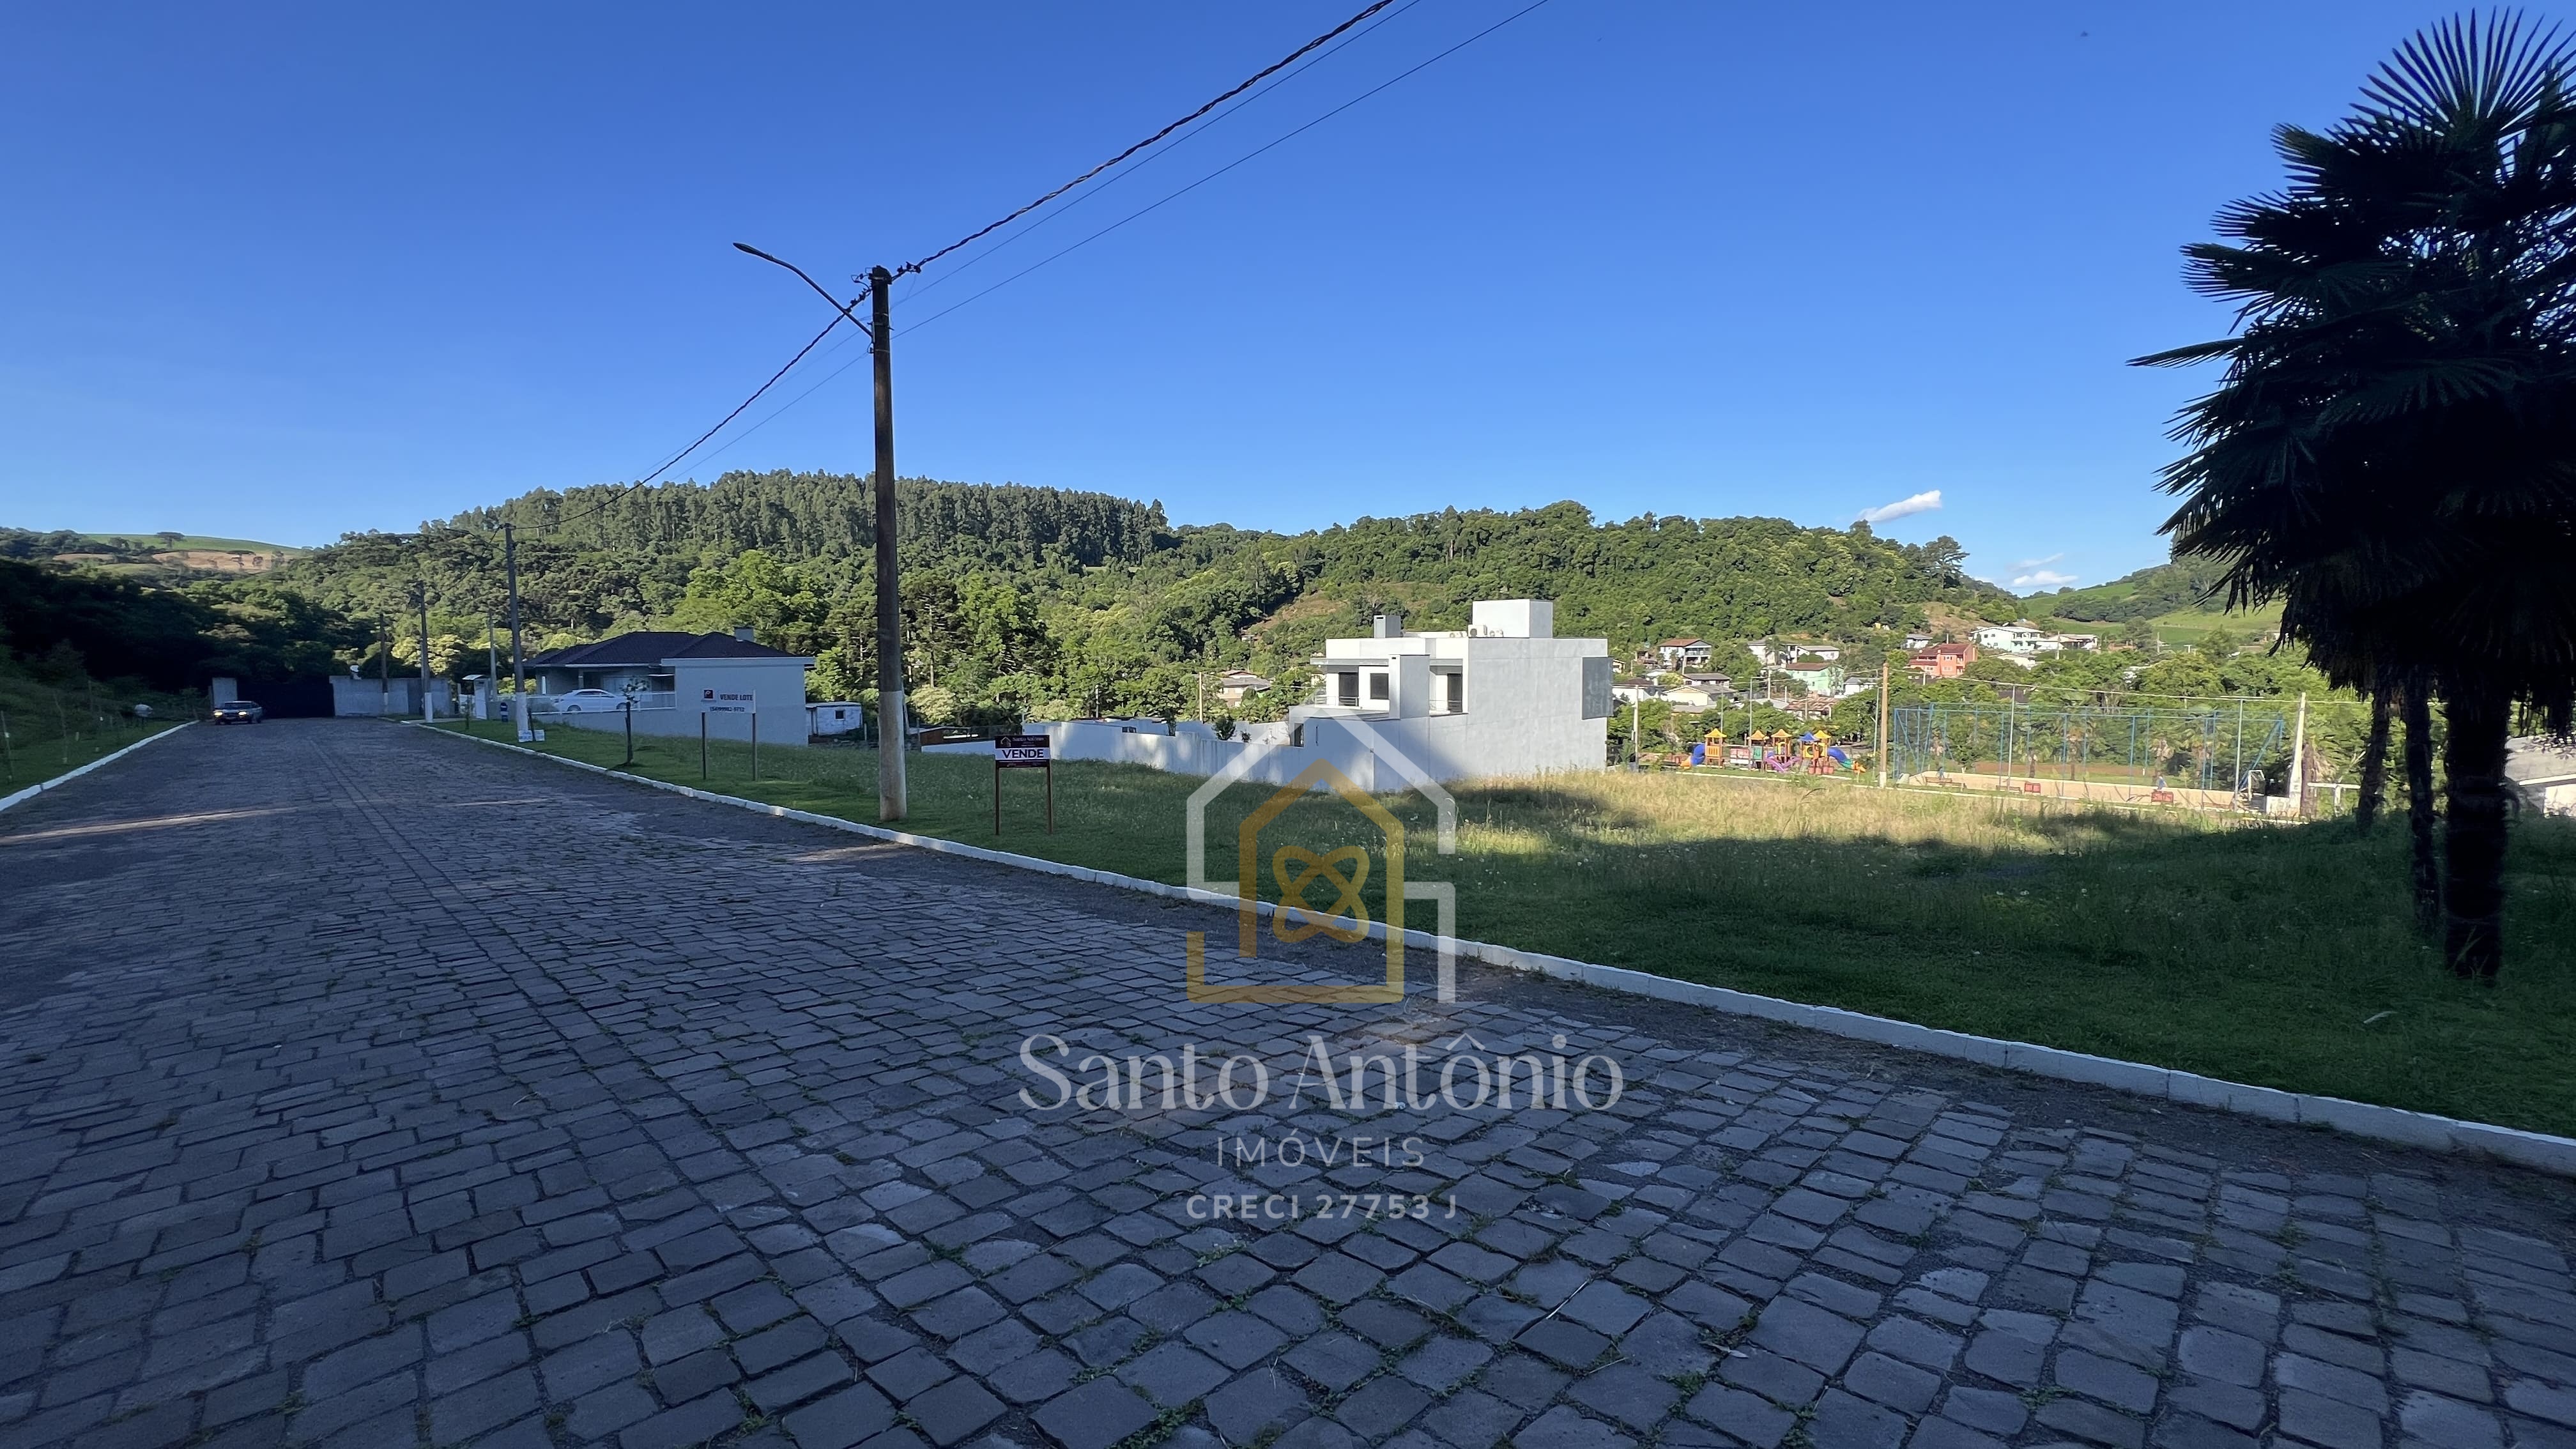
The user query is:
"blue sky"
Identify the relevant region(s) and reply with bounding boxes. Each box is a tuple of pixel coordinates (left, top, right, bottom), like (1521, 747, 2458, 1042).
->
(0, 1, 2461, 592)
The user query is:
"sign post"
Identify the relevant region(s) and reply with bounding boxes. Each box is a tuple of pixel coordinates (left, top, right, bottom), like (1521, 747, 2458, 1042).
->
(702, 689, 755, 779)
(993, 733, 1052, 836)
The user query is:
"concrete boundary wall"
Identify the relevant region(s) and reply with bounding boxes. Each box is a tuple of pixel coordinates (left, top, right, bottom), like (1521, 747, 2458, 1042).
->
(1015, 712, 1600, 789)
(0, 723, 192, 816)
(420, 722, 2576, 1179)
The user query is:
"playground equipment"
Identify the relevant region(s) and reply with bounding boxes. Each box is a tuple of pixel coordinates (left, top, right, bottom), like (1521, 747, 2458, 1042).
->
(1698, 726, 1862, 775)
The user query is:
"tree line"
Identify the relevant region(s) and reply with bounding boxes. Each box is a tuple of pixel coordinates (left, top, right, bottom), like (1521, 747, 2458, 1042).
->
(259, 471, 2018, 728)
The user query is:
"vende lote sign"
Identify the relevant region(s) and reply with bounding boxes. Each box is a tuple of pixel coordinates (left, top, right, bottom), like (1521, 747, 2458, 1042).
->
(994, 734, 1052, 834)
(702, 691, 755, 713)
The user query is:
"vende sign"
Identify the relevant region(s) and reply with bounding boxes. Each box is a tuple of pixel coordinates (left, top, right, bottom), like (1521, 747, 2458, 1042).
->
(702, 691, 755, 714)
(995, 733, 1051, 768)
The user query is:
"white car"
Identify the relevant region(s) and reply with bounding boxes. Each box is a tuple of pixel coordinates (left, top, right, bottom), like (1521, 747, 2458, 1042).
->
(550, 689, 627, 713)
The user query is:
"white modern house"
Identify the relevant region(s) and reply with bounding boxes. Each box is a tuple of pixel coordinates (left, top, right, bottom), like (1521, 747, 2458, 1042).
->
(1747, 640, 1842, 666)
(524, 629, 814, 747)
(1018, 599, 1613, 788)
(1974, 624, 2048, 656)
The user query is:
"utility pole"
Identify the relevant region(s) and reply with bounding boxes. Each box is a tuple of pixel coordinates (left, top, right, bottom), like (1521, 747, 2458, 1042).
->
(870, 264, 908, 820)
(376, 615, 390, 714)
(504, 522, 531, 740)
(484, 612, 498, 722)
(1877, 656, 1891, 789)
(2288, 691, 2310, 817)
(414, 583, 433, 723)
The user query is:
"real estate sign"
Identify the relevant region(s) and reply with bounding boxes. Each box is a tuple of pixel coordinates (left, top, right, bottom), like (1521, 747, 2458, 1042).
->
(994, 735, 1052, 835)
(702, 690, 755, 714)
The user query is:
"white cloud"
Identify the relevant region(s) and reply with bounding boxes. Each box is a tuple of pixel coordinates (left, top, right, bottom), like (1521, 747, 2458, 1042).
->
(2013, 569, 2078, 589)
(1855, 489, 1942, 525)
(2012, 553, 2064, 571)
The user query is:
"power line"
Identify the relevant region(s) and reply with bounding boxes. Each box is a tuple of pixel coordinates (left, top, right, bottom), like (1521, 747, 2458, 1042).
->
(900, 0, 1402, 277)
(488, 0, 1551, 539)
(899, 0, 1559, 338)
(532, 311, 854, 535)
(898, 0, 1427, 306)
(707, 0, 1552, 459)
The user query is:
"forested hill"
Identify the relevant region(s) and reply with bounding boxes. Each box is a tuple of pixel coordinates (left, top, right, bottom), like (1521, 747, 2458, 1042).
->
(210, 470, 2021, 722)
(449, 471, 1172, 571)
(1305, 505, 2004, 643)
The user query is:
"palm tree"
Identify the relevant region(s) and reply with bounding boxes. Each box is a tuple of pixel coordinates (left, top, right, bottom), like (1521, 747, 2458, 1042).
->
(2354, 681, 2391, 830)
(2141, 13, 2576, 978)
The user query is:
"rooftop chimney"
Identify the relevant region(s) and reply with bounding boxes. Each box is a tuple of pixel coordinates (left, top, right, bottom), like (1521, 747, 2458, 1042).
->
(1372, 612, 1402, 639)
(733, 626, 756, 643)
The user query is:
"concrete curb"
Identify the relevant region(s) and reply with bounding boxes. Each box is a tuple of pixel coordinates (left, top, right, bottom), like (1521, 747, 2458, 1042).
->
(0, 722, 192, 816)
(422, 723, 2576, 1179)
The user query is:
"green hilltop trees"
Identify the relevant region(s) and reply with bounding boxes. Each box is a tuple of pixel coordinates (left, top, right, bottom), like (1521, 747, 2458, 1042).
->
(259, 471, 2014, 728)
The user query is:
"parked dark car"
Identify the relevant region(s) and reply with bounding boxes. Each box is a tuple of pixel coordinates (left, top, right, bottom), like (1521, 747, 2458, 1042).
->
(211, 699, 265, 724)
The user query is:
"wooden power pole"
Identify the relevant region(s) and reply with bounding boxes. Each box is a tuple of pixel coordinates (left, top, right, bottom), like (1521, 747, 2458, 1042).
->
(413, 583, 433, 723)
(870, 265, 908, 820)
(1877, 656, 1891, 788)
(504, 521, 531, 740)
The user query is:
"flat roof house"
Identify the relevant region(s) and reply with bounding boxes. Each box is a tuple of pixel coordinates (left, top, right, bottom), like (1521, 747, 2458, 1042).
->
(1030, 599, 1613, 788)
(525, 629, 814, 747)
(1974, 624, 2047, 656)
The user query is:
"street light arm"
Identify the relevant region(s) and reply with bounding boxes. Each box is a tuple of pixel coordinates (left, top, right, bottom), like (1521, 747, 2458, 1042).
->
(733, 242, 871, 337)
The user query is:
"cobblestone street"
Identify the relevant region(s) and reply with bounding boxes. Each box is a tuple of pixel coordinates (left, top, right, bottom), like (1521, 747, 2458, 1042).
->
(3, 719, 2573, 1449)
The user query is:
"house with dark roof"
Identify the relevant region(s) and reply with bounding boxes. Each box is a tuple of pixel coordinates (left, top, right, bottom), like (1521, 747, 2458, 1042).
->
(1655, 637, 1713, 670)
(525, 628, 815, 747)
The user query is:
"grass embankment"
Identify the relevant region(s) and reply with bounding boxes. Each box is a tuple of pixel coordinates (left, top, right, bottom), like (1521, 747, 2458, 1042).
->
(437, 718, 2576, 1137)
(0, 670, 190, 790)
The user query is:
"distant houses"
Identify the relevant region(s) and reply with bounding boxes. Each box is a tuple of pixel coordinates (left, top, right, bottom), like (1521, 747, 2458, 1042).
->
(1907, 641, 1977, 678)
(1655, 637, 1715, 669)
(1214, 670, 1271, 706)
(1781, 659, 1847, 696)
(1974, 623, 2103, 658)
(1747, 640, 1842, 666)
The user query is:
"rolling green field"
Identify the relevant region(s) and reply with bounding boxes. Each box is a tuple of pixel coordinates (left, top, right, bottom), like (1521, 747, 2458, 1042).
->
(77, 532, 303, 555)
(2147, 605, 2284, 647)
(433, 717, 2576, 1138)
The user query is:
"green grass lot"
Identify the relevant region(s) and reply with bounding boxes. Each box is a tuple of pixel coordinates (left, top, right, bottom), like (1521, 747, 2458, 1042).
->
(2150, 604, 2283, 646)
(0, 670, 190, 789)
(436, 717, 2576, 1138)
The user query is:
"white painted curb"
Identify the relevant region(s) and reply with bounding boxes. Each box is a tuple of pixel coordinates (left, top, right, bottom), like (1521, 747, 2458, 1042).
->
(0, 722, 192, 816)
(420, 723, 2576, 1179)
